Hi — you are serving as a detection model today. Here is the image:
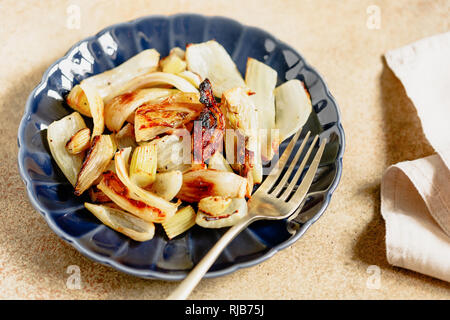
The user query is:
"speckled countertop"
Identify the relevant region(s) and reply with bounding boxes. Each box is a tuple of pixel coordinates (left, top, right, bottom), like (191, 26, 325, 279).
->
(1, 0, 449, 299)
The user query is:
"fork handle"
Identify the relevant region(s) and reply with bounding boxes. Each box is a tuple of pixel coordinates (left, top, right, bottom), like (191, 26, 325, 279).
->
(167, 217, 253, 300)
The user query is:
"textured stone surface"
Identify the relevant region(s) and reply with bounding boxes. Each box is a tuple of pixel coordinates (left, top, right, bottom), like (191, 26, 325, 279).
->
(1, 0, 449, 299)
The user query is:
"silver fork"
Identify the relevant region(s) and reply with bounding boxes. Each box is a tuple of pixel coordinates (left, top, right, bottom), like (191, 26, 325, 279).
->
(167, 130, 327, 300)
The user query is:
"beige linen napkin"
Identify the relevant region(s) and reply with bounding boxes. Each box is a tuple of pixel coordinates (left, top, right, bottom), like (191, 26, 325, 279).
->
(381, 32, 450, 282)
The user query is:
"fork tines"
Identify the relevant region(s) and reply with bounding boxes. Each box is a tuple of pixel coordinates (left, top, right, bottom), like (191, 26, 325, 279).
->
(261, 130, 327, 203)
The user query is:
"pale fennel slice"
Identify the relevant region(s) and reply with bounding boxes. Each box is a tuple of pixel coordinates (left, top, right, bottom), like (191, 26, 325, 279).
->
(186, 40, 245, 97)
(47, 112, 87, 186)
(274, 79, 312, 142)
(245, 58, 278, 161)
(66, 49, 160, 114)
(196, 198, 248, 229)
(84, 203, 155, 242)
(149, 171, 183, 202)
(162, 206, 196, 240)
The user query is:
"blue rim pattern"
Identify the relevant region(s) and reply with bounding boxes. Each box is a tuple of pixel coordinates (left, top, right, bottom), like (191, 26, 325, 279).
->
(17, 14, 345, 280)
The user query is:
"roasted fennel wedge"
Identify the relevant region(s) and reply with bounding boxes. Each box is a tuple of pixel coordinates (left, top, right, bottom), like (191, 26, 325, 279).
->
(114, 72, 198, 96)
(74, 134, 116, 196)
(65, 127, 91, 155)
(148, 171, 183, 201)
(145, 134, 191, 172)
(114, 123, 137, 150)
(104, 88, 177, 132)
(47, 112, 87, 186)
(67, 49, 160, 111)
(186, 40, 245, 97)
(177, 70, 202, 88)
(162, 205, 196, 239)
(177, 169, 247, 202)
(114, 147, 179, 220)
(98, 171, 172, 223)
(160, 49, 187, 74)
(84, 203, 155, 242)
(245, 58, 278, 161)
(134, 92, 203, 142)
(65, 85, 91, 117)
(196, 198, 248, 228)
(208, 152, 234, 172)
(198, 196, 232, 216)
(169, 47, 185, 59)
(274, 79, 312, 142)
(89, 186, 111, 203)
(79, 81, 105, 140)
(129, 144, 157, 188)
(221, 87, 262, 184)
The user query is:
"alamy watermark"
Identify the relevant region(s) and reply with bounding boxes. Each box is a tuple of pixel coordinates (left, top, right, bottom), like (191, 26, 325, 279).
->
(366, 5, 381, 30)
(66, 4, 81, 30)
(66, 265, 82, 290)
(155, 126, 282, 176)
(366, 265, 381, 289)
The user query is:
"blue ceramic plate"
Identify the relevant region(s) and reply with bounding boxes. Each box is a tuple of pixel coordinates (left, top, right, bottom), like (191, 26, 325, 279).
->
(18, 14, 344, 280)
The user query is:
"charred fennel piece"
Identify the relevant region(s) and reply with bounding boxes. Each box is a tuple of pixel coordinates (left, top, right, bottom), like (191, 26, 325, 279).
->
(105, 88, 177, 132)
(114, 148, 178, 221)
(88, 186, 111, 203)
(192, 79, 225, 164)
(97, 171, 172, 223)
(74, 134, 116, 196)
(177, 169, 247, 203)
(221, 87, 262, 184)
(134, 92, 204, 142)
(65, 128, 91, 155)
